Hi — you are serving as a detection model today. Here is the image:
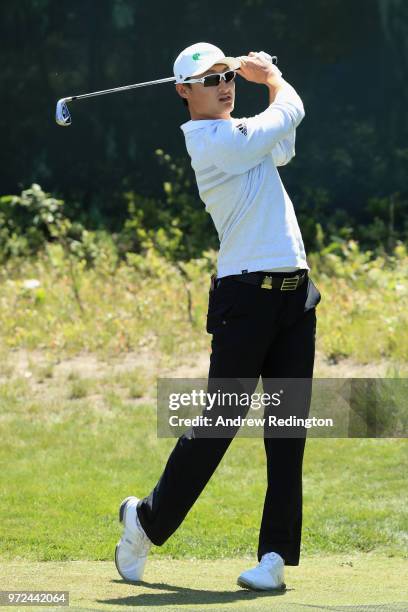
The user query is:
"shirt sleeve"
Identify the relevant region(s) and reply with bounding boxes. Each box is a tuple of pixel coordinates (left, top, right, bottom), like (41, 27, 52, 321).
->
(270, 131, 296, 167)
(206, 80, 305, 175)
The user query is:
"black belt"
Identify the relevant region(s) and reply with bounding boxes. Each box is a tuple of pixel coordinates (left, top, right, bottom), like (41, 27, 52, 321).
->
(214, 269, 308, 291)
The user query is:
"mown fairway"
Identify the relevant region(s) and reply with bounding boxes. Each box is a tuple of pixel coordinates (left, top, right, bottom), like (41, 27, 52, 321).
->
(1, 555, 408, 611)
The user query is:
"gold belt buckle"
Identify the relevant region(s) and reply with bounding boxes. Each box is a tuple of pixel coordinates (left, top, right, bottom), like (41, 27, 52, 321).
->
(261, 276, 273, 290)
(281, 275, 300, 291)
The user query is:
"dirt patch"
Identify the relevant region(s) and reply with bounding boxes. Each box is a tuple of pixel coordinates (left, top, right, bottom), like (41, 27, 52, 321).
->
(313, 349, 396, 378)
(1, 346, 402, 388)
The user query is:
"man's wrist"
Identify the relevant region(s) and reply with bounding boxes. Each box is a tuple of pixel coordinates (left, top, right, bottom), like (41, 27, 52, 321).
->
(266, 80, 284, 103)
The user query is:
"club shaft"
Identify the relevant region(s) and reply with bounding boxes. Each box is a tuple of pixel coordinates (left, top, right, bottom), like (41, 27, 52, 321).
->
(66, 76, 177, 102)
(63, 56, 278, 103)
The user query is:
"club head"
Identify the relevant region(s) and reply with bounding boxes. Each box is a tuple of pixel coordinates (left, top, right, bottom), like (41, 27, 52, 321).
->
(56, 98, 72, 126)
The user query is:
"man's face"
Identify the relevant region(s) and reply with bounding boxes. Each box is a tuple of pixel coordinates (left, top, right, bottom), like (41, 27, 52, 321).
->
(176, 63, 235, 120)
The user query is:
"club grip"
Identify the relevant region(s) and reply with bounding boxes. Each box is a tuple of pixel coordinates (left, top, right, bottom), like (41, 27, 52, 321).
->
(255, 51, 278, 65)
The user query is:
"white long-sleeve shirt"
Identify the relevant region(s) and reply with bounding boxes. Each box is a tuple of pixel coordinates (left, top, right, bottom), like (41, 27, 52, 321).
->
(180, 80, 310, 278)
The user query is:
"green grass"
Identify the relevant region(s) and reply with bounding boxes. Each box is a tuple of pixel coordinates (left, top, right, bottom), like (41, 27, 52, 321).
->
(1, 556, 408, 610)
(0, 374, 406, 561)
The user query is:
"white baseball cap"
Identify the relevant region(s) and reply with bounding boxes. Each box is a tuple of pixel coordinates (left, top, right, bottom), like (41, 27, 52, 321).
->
(173, 42, 241, 84)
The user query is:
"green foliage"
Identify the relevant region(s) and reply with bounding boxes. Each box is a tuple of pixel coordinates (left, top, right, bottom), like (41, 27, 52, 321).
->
(1, 182, 407, 282)
(296, 187, 408, 255)
(117, 150, 217, 264)
(359, 193, 408, 252)
(0, 184, 65, 260)
(155, 149, 218, 259)
(308, 236, 407, 280)
(0, 184, 118, 271)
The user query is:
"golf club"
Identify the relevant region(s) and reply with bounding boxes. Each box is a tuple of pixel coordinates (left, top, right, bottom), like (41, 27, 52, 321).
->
(55, 76, 177, 126)
(55, 54, 278, 127)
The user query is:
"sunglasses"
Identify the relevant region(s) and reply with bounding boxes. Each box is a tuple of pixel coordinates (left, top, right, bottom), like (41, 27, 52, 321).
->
(183, 69, 237, 88)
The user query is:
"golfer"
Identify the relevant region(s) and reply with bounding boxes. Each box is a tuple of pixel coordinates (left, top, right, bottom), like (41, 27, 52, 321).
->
(115, 42, 322, 591)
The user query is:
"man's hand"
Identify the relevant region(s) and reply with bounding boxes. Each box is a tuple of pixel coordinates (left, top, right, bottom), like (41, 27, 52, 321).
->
(236, 51, 283, 88)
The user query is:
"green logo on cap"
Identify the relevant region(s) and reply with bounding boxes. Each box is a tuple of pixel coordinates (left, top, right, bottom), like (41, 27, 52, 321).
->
(192, 52, 201, 61)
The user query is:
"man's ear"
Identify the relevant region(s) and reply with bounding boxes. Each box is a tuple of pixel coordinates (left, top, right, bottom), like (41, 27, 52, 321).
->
(175, 83, 189, 102)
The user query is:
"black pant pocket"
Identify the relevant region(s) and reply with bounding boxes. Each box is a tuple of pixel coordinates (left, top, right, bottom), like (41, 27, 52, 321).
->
(206, 281, 244, 334)
(304, 277, 322, 312)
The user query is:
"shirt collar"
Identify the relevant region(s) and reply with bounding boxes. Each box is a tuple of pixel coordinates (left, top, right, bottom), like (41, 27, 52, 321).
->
(180, 118, 232, 134)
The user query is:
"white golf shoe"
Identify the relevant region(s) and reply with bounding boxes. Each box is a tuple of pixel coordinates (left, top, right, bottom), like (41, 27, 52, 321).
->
(237, 551, 286, 591)
(115, 496, 152, 582)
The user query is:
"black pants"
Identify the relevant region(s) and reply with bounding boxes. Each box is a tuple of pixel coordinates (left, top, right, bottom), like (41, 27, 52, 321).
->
(137, 270, 321, 566)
